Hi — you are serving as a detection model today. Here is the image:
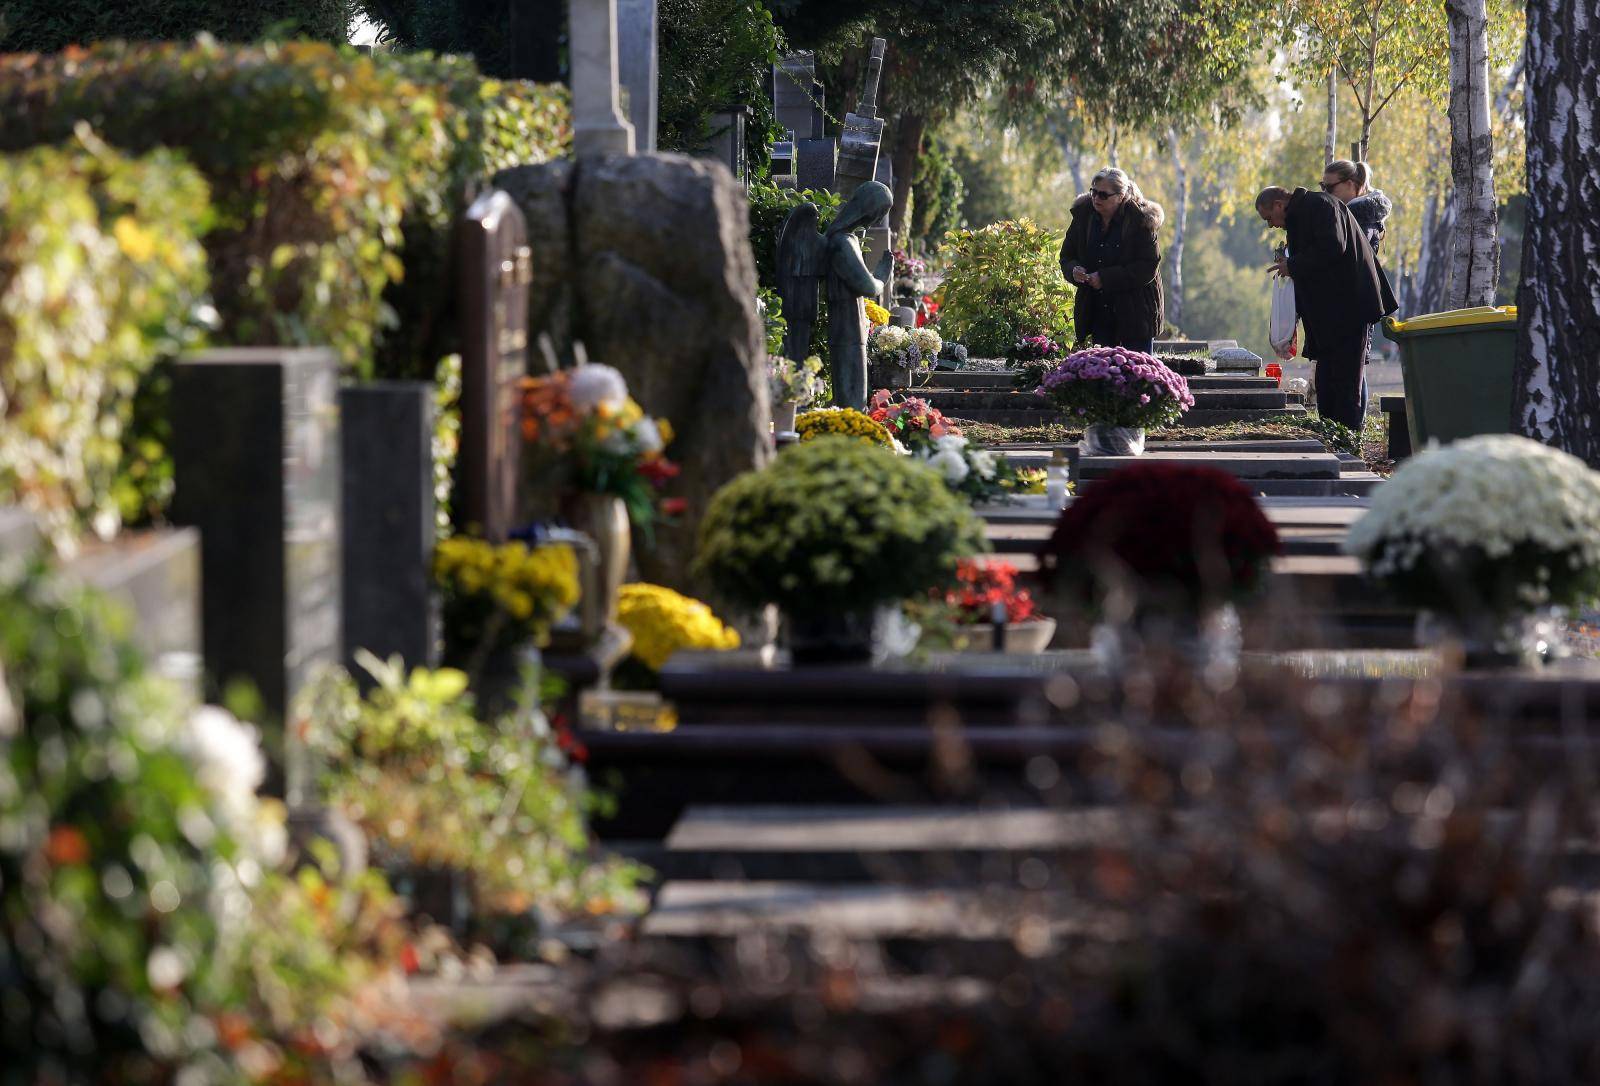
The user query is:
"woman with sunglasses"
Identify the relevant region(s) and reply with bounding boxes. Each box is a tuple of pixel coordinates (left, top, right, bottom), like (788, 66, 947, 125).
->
(1322, 159, 1391, 256)
(1058, 167, 1165, 354)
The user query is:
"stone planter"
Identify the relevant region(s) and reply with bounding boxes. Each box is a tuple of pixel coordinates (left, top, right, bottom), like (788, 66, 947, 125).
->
(868, 361, 914, 391)
(952, 618, 1058, 654)
(1079, 423, 1146, 457)
(772, 399, 799, 435)
(1090, 604, 1241, 678)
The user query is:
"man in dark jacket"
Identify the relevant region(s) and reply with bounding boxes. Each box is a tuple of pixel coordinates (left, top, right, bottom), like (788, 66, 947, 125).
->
(1256, 186, 1398, 433)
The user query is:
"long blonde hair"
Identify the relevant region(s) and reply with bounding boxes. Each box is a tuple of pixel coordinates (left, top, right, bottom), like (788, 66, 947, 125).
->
(1091, 167, 1165, 227)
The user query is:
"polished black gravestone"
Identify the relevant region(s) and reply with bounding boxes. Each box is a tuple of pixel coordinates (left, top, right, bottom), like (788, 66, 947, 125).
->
(171, 347, 341, 776)
(341, 382, 437, 677)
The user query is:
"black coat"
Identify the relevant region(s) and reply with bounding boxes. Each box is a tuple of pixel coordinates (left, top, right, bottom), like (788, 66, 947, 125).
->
(1059, 195, 1164, 348)
(1284, 187, 1399, 359)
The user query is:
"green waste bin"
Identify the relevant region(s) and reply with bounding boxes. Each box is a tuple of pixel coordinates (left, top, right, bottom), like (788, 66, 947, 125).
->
(1383, 305, 1519, 449)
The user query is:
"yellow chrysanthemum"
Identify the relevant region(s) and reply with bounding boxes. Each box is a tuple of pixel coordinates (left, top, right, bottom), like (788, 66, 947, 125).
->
(795, 408, 894, 448)
(864, 300, 890, 327)
(618, 583, 740, 672)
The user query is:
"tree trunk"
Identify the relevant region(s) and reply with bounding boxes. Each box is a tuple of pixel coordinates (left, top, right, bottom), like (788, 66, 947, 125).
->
(1444, 0, 1499, 309)
(1166, 127, 1188, 330)
(1512, 0, 1600, 465)
(1324, 69, 1338, 165)
(888, 109, 925, 241)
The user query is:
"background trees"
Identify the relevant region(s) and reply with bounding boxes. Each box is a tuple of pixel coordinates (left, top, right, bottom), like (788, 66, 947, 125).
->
(0, 0, 350, 50)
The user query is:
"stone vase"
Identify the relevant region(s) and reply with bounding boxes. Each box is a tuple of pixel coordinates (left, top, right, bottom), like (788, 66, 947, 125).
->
(1090, 604, 1241, 680)
(1416, 608, 1566, 670)
(772, 400, 799, 435)
(565, 493, 630, 626)
(1079, 423, 1146, 457)
(787, 609, 880, 665)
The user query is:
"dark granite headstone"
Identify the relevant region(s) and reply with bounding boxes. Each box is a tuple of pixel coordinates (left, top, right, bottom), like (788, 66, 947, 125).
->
(171, 347, 341, 787)
(341, 383, 438, 678)
(772, 53, 817, 144)
(702, 106, 750, 183)
(797, 137, 838, 192)
(459, 189, 532, 541)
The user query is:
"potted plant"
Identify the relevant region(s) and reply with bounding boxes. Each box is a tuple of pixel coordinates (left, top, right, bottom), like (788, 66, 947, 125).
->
(1010, 333, 1069, 390)
(868, 390, 1029, 505)
(1343, 434, 1600, 668)
(795, 406, 897, 448)
(768, 354, 825, 435)
(695, 437, 987, 663)
(912, 558, 1057, 653)
(1036, 347, 1194, 456)
(1040, 462, 1280, 671)
(519, 363, 680, 623)
(433, 536, 579, 713)
(615, 581, 741, 688)
(867, 324, 941, 389)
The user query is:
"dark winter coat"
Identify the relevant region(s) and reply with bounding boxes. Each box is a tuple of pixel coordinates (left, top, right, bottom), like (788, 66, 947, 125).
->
(1284, 187, 1399, 360)
(1059, 194, 1164, 349)
(1347, 189, 1393, 255)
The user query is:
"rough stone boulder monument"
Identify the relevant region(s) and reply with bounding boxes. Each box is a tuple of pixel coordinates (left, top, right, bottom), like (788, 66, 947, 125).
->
(495, 153, 770, 593)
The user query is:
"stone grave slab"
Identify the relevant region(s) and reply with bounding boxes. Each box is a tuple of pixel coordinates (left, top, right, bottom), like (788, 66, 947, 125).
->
(1212, 346, 1265, 373)
(773, 53, 818, 140)
(341, 382, 437, 677)
(796, 137, 836, 191)
(570, 0, 636, 157)
(63, 528, 200, 684)
(1076, 450, 1343, 481)
(617, 0, 659, 152)
(172, 347, 341, 787)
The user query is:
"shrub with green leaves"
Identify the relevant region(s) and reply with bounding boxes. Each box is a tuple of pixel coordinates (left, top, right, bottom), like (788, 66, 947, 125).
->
(0, 40, 570, 382)
(935, 218, 1075, 358)
(694, 436, 988, 619)
(0, 0, 349, 51)
(0, 137, 210, 551)
(659, 0, 783, 174)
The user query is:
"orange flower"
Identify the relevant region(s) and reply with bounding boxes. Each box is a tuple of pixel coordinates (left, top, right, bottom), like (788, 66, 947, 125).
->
(45, 825, 89, 866)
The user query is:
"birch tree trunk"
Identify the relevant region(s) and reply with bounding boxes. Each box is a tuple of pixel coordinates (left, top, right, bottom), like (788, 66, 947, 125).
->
(1513, 0, 1600, 466)
(1444, 0, 1499, 309)
(1166, 127, 1188, 330)
(1324, 69, 1338, 165)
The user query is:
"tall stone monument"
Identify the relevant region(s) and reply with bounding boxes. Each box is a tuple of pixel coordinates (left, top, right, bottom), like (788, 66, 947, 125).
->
(832, 37, 887, 197)
(617, 0, 658, 152)
(773, 53, 818, 142)
(570, 0, 636, 157)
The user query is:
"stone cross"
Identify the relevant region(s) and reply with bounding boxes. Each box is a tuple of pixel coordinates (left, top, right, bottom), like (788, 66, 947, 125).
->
(459, 190, 532, 541)
(569, 0, 636, 157)
(617, 0, 658, 152)
(832, 37, 887, 197)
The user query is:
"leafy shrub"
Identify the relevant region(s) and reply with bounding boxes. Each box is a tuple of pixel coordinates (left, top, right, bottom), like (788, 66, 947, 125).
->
(659, 0, 783, 174)
(303, 656, 644, 917)
(0, 137, 210, 551)
(695, 436, 987, 619)
(935, 218, 1075, 357)
(910, 136, 965, 253)
(0, 41, 570, 382)
(0, 0, 349, 51)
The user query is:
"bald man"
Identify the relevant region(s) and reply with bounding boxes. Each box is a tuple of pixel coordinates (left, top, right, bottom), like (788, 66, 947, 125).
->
(1257, 185, 1397, 434)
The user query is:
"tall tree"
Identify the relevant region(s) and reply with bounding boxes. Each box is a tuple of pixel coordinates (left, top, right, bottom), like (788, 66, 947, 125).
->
(1443, 0, 1498, 308)
(1512, 0, 1600, 465)
(1166, 127, 1189, 328)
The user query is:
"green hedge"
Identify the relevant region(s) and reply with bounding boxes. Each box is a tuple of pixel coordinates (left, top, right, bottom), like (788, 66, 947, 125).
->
(0, 137, 210, 550)
(0, 40, 570, 382)
(0, 0, 349, 52)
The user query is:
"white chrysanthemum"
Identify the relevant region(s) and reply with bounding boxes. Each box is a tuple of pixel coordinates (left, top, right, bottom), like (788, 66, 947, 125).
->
(927, 447, 970, 484)
(970, 448, 998, 480)
(912, 328, 943, 356)
(183, 706, 265, 812)
(1344, 435, 1600, 579)
(631, 417, 663, 454)
(875, 326, 910, 350)
(569, 364, 629, 413)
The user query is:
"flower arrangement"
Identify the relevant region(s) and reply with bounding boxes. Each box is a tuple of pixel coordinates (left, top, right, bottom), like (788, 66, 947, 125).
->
(1011, 334, 1069, 390)
(617, 583, 741, 680)
(1040, 462, 1280, 612)
(694, 436, 987, 621)
(304, 656, 644, 918)
(864, 300, 891, 327)
(942, 558, 1038, 624)
(893, 249, 927, 281)
(769, 353, 826, 407)
(937, 341, 968, 368)
(1037, 347, 1194, 429)
(433, 537, 579, 654)
(519, 363, 680, 529)
(795, 407, 896, 448)
(869, 390, 1027, 504)
(1343, 435, 1600, 617)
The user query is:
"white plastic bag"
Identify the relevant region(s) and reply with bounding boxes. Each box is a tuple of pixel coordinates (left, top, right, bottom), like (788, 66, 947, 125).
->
(1269, 275, 1299, 360)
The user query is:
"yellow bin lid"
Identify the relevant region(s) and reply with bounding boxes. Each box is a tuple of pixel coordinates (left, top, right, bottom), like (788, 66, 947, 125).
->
(1386, 305, 1517, 333)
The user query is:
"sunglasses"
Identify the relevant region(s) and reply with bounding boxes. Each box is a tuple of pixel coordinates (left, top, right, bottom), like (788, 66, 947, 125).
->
(1091, 189, 1120, 200)
(1320, 180, 1350, 192)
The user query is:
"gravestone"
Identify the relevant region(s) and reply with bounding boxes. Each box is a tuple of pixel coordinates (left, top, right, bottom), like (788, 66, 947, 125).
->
(832, 37, 887, 197)
(617, 0, 658, 152)
(796, 137, 837, 193)
(890, 306, 916, 329)
(341, 383, 438, 678)
(702, 106, 749, 184)
(773, 53, 818, 142)
(459, 189, 532, 541)
(570, 0, 636, 157)
(171, 347, 341, 788)
(770, 138, 796, 188)
(1212, 346, 1265, 374)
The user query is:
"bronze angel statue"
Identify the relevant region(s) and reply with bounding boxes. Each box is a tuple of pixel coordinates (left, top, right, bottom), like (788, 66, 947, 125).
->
(775, 181, 894, 410)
